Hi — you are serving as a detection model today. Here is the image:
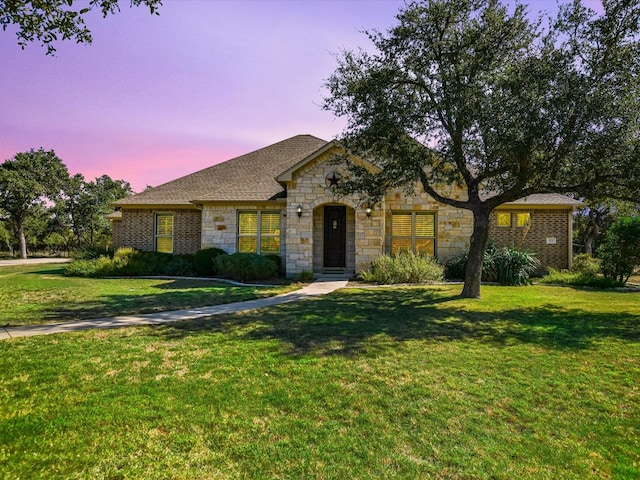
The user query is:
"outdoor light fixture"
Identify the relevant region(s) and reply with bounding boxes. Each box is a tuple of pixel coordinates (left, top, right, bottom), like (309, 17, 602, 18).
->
(365, 206, 372, 217)
(297, 205, 303, 218)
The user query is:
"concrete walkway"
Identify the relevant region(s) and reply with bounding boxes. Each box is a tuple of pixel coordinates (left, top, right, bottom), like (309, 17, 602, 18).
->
(0, 257, 71, 267)
(0, 279, 348, 340)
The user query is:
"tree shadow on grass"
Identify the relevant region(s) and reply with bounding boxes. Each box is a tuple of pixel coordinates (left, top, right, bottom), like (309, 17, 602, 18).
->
(156, 287, 640, 356)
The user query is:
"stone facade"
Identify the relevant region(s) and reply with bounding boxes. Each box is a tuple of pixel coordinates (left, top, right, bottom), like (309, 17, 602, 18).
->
(200, 202, 285, 257)
(113, 143, 575, 275)
(489, 208, 572, 269)
(116, 208, 202, 255)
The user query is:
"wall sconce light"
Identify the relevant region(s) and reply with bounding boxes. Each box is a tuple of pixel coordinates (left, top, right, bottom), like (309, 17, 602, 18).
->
(297, 205, 303, 218)
(365, 206, 372, 218)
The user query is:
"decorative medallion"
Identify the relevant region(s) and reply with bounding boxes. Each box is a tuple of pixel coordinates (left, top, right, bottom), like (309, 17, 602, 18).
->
(325, 171, 341, 188)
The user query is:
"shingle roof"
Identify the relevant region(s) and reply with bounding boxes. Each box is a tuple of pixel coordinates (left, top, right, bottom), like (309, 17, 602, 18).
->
(113, 135, 329, 206)
(503, 193, 583, 207)
(113, 134, 581, 209)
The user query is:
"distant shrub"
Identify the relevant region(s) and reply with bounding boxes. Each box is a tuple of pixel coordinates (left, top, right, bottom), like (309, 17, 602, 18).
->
(539, 268, 623, 288)
(214, 253, 279, 282)
(360, 250, 443, 284)
(263, 254, 283, 275)
(571, 254, 601, 276)
(194, 247, 227, 276)
(445, 244, 539, 286)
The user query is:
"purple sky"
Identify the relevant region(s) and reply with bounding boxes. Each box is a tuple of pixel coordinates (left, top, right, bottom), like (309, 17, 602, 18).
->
(1, 0, 589, 192)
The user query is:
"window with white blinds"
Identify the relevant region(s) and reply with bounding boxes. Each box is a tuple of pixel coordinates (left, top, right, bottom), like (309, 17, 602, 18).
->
(238, 211, 281, 254)
(391, 211, 436, 255)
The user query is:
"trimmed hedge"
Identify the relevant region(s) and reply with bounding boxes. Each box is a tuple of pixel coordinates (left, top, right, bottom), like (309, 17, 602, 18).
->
(214, 253, 280, 282)
(65, 248, 195, 278)
(194, 247, 227, 276)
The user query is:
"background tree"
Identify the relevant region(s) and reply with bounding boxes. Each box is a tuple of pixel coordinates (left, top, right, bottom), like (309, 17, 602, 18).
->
(573, 198, 639, 256)
(0, 149, 69, 258)
(598, 216, 640, 283)
(324, 0, 640, 297)
(58, 173, 132, 248)
(0, 0, 162, 55)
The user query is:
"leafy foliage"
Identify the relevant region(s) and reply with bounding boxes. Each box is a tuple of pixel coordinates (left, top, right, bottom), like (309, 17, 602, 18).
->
(214, 253, 280, 282)
(598, 216, 640, 283)
(0, 0, 162, 55)
(65, 247, 196, 278)
(446, 245, 539, 286)
(360, 250, 443, 284)
(539, 269, 623, 289)
(194, 247, 227, 276)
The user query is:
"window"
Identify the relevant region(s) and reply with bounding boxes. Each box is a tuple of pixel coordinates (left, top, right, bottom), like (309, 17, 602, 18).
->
(155, 213, 174, 253)
(391, 211, 436, 255)
(517, 213, 531, 227)
(238, 211, 281, 254)
(497, 212, 511, 227)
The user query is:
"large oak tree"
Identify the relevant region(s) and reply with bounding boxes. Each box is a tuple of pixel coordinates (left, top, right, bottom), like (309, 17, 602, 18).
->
(324, 0, 640, 298)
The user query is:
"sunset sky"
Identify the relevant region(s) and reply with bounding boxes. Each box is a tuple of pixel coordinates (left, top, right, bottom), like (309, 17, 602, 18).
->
(1, 0, 581, 192)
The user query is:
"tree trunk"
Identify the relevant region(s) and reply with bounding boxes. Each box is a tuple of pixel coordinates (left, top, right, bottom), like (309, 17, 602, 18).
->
(18, 221, 27, 259)
(583, 224, 600, 256)
(460, 208, 491, 298)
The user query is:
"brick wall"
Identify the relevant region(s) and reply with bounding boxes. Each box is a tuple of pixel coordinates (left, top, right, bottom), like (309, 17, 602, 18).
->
(489, 209, 571, 269)
(115, 208, 202, 255)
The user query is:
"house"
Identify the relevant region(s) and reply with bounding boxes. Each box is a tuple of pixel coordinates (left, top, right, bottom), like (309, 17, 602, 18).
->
(111, 135, 581, 276)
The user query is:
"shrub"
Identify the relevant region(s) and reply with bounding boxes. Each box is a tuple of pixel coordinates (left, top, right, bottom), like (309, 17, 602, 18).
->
(598, 216, 640, 283)
(445, 244, 539, 286)
(194, 247, 227, 276)
(539, 268, 623, 288)
(294, 270, 314, 282)
(65, 248, 174, 277)
(571, 253, 601, 276)
(214, 253, 279, 282)
(164, 254, 196, 276)
(490, 246, 540, 286)
(360, 250, 444, 284)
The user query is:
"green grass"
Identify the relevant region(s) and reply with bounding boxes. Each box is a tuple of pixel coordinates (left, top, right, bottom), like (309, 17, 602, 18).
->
(0, 264, 297, 327)
(1, 284, 639, 478)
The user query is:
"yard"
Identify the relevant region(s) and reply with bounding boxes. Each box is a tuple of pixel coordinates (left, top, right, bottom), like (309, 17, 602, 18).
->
(1, 267, 639, 478)
(0, 264, 297, 327)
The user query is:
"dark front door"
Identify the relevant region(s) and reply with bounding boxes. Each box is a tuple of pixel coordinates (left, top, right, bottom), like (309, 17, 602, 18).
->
(323, 206, 346, 268)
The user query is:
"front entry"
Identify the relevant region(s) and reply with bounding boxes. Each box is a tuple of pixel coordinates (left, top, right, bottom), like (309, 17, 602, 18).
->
(323, 206, 346, 268)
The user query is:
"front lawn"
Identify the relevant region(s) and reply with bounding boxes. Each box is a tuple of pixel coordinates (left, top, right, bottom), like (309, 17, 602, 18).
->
(0, 264, 297, 326)
(1, 285, 639, 478)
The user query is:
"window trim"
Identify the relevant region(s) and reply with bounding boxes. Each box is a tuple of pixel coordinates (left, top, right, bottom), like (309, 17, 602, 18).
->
(155, 213, 174, 254)
(237, 210, 281, 255)
(390, 211, 437, 256)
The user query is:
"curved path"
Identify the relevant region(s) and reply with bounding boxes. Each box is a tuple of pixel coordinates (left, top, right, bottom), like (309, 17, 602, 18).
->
(1, 278, 348, 340)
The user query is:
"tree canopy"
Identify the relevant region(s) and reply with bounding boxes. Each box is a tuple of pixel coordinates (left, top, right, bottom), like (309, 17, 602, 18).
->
(324, 0, 640, 297)
(0, 148, 69, 258)
(0, 0, 162, 54)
